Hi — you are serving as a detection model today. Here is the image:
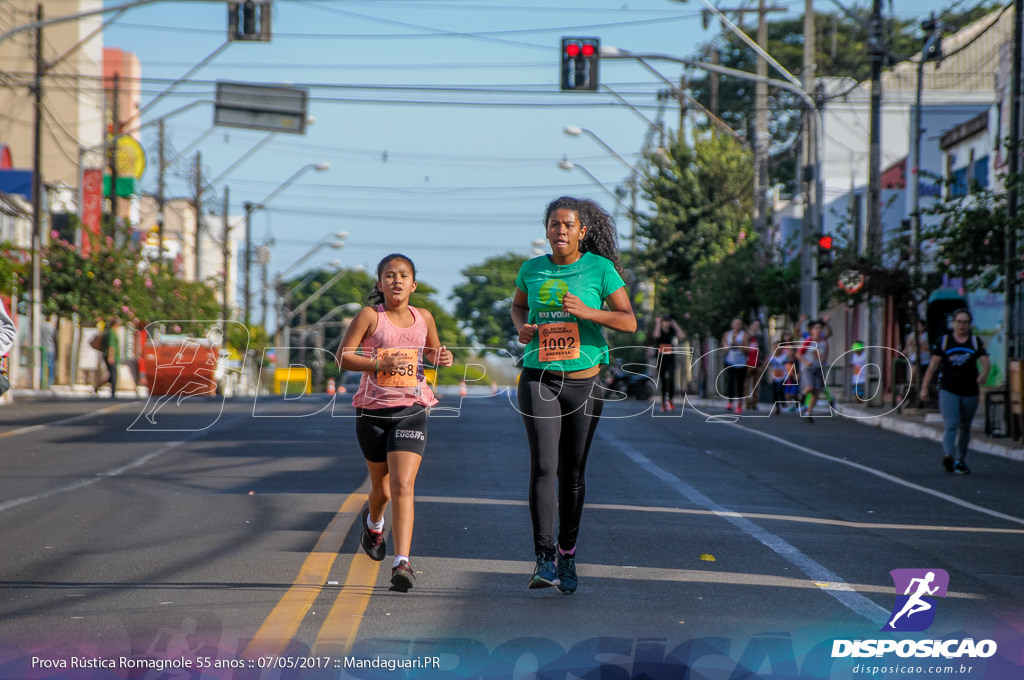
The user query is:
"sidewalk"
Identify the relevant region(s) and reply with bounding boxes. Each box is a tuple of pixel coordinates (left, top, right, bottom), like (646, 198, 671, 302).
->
(838, 401, 1024, 464)
(682, 395, 1024, 464)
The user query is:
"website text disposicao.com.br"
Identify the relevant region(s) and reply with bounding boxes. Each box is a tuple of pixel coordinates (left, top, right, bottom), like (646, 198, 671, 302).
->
(837, 638, 998, 677)
(850, 662, 981, 676)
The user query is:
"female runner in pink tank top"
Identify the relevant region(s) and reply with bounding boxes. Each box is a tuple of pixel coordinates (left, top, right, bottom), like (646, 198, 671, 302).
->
(338, 253, 453, 592)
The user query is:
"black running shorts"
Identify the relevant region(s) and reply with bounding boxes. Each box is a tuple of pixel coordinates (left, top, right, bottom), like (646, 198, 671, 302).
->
(355, 405, 428, 462)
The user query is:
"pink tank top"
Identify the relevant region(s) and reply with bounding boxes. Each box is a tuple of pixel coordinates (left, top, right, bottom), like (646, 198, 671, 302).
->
(352, 305, 437, 409)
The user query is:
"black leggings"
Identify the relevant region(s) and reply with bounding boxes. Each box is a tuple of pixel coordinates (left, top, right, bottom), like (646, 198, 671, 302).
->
(517, 367, 604, 557)
(723, 364, 747, 401)
(659, 355, 676, 401)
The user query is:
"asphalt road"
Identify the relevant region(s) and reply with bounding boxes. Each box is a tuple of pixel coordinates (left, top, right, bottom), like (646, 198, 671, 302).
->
(0, 391, 1021, 680)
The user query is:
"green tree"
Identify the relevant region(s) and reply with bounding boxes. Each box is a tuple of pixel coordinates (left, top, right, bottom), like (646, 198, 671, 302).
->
(921, 173, 1024, 293)
(638, 129, 755, 336)
(450, 252, 526, 355)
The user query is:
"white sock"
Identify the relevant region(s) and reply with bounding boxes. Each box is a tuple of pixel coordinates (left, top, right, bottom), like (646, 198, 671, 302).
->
(393, 555, 409, 568)
(366, 513, 384, 533)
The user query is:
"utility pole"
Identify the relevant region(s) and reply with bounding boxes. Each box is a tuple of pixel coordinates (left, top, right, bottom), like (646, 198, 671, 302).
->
(221, 185, 231, 340)
(754, 0, 770, 241)
(109, 72, 120, 242)
(193, 151, 203, 279)
(157, 118, 166, 263)
(800, 0, 819, 316)
(242, 201, 257, 326)
(1008, 0, 1023, 361)
(678, 75, 688, 133)
(29, 3, 44, 391)
(702, 4, 785, 240)
(866, 0, 885, 406)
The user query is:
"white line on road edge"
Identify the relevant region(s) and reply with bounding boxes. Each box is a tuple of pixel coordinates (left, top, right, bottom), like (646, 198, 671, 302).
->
(0, 402, 127, 439)
(0, 411, 251, 514)
(600, 431, 891, 626)
(728, 422, 1024, 528)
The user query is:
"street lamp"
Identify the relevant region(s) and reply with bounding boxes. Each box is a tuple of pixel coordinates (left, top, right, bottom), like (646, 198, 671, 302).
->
(241, 161, 331, 326)
(558, 158, 633, 216)
(563, 126, 636, 173)
(263, 231, 347, 328)
(564, 125, 639, 250)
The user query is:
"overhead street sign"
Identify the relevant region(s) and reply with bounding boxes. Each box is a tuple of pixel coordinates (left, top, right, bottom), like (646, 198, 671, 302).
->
(214, 82, 308, 135)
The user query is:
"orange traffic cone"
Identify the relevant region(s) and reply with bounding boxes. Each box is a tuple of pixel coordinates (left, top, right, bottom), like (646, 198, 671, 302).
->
(326, 377, 336, 395)
(459, 380, 467, 397)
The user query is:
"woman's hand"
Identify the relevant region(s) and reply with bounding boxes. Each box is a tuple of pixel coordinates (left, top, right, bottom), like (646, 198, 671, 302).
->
(518, 323, 538, 344)
(437, 345, 454, 367)
(561, 292, 591, 320)
(377, 351, 411, 374)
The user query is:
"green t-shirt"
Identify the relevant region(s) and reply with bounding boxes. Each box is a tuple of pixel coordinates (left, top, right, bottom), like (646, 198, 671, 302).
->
(515, 252, 626, 371)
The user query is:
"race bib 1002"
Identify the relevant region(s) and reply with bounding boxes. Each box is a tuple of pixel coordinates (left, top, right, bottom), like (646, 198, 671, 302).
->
(538, 322, 580, 362)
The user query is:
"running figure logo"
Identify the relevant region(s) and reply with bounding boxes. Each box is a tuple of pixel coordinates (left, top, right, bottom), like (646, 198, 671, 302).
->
(538, 279, 568, 307)
(882, 568, 949, 632)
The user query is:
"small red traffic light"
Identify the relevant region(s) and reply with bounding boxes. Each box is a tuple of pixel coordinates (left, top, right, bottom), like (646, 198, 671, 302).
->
(581, 43, 596, 57)
(818, 235, 832, 249)
(564, 43, 580, 57)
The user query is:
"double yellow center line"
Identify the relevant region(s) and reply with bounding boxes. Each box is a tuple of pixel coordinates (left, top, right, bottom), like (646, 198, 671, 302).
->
(242, 478, 382, 658)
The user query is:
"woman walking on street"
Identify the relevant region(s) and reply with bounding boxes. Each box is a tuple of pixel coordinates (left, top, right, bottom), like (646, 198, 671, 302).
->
(919, 308, 990, 475)
(339, 253, 454, 592)
(511, 197, 637, 594)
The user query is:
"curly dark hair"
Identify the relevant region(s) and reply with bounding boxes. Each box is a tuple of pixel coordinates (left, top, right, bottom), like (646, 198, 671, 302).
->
(366, 253, 417, 306)
(543, 196, 626, 279)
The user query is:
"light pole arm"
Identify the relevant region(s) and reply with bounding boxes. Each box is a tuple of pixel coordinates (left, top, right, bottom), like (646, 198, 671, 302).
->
(277, 268, 347, 336)
(672, 0, 806, 94)
(579, 129, 635, 173)
(603, 48, 815, 110)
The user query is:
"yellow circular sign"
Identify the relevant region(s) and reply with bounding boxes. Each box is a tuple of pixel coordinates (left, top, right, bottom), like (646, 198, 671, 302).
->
(114, 135, 146, 178)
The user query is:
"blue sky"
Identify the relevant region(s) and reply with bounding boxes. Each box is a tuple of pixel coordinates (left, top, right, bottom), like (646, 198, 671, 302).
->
(102, 0, 955, 314)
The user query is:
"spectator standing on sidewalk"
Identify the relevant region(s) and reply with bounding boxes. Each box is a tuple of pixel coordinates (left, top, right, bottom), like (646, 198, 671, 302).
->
(0, 298, 14, 356)
(0, 298, 14, 398)
(919, 308, 990, 475)
(904, 319, 931, 382)
(651, 314, 684, 411)
(94, 318, 121, 398)
(721, 317, 748, 413)
(745, 319, 767, 411)
(769, 327, 799, 413)
(42, 317, 56, 387)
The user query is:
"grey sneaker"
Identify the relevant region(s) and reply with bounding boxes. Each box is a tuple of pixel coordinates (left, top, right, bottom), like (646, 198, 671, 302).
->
(529, 554, 557, 589)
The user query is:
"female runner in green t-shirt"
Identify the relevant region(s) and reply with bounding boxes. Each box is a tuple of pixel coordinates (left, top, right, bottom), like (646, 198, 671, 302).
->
(510, 197, 637, 593)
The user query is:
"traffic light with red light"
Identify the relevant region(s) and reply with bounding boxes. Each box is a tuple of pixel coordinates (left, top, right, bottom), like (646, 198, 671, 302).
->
(561, 38, 600, 91)
(816, 233, 833, 273)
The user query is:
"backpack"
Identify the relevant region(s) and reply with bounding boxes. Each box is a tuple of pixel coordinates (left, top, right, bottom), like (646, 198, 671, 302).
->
(940, 334, 979, 353)
(89, 334, 103, 351)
